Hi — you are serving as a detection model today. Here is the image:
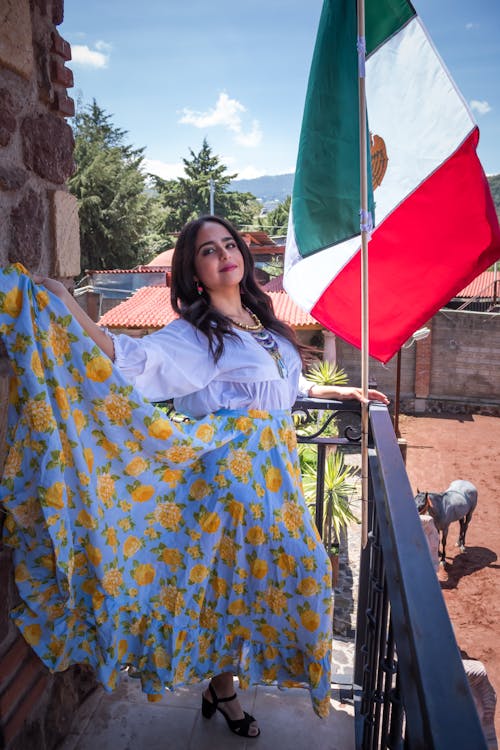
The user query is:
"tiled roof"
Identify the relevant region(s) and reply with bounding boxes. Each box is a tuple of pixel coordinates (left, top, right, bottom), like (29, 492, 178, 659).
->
(98, 286, 318, 330)
(88, 268, 167, 275)
(145, 248, 175, 267)
(263, 274, 284, 292)
(456, 271, 497, 298)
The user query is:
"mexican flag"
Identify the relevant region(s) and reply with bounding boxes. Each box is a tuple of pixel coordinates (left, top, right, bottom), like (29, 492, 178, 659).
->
(284, 0, 500, 363)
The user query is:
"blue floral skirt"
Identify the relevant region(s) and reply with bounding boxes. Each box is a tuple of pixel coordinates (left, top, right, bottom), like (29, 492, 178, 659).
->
(0, 266, 332, 717)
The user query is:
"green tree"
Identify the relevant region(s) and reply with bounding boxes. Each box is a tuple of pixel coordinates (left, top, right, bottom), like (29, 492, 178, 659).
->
(258, 195, 291, 237)
(151, 139, 260, 238)
(69, 100, 155, 272)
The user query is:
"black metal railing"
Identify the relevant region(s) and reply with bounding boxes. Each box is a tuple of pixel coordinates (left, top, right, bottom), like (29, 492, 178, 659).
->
(292, 397, 486, 749)
(354, 402, 486, 749)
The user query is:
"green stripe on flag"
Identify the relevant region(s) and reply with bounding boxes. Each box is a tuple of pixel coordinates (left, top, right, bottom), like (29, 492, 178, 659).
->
(292, 0, 374, 258)
(366, 0, 415, 56)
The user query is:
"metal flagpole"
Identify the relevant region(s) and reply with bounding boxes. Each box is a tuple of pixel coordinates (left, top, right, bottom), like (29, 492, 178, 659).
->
(357, 0, 370, 548)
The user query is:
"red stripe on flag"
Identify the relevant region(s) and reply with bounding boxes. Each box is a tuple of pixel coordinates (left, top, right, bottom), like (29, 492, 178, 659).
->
(311, 129, 500, 363)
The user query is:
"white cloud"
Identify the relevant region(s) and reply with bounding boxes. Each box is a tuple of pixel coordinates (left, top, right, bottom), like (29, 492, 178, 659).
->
(179, 92, 262, 148)
(235, 165, 268, 180)
(143, 158, 185, 180)
(465, 22, 479, 30)
(71, 43, 110, 68)
(95, 40, 113, 53)
(470, 99, 492, 115)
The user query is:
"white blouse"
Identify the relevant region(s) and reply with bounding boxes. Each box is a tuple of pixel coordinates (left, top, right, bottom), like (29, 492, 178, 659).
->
(111, 319, 308, 418)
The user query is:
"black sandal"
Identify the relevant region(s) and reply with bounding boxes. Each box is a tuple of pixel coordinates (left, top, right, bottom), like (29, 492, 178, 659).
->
(201, 681, 261, 738)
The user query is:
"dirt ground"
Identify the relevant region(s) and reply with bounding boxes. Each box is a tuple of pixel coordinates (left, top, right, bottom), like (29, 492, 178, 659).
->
(399, 412, 500, 740)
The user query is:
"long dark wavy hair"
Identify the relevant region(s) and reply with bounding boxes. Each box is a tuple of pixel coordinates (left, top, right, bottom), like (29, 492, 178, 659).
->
(171, 215, 305, 363)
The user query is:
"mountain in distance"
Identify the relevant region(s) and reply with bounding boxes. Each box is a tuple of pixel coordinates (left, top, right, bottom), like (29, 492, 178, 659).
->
(230, 172, 500, 217)
(229, 173, 294, 204)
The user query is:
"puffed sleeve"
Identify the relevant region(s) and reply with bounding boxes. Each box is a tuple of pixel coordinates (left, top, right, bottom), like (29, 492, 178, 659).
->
(109, 320, 218, 402)
(297, 374, 313, 398)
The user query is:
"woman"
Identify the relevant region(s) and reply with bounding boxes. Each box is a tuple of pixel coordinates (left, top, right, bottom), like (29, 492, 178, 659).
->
(2, 217, 386, 739)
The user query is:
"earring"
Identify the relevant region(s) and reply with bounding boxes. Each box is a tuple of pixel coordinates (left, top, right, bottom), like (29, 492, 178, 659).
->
(195, 280, 203, 296)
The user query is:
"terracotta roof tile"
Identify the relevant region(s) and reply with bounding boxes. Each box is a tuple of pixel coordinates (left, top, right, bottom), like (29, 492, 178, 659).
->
(456, 271, 497, 298)
(98, 286, 318, 330)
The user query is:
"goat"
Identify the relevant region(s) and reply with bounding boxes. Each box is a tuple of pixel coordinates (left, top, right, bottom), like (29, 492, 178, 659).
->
(415, 480, 478, 564)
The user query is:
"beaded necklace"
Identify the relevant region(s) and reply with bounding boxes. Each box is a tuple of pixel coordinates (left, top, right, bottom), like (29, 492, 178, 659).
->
(227, 307, 288, 379)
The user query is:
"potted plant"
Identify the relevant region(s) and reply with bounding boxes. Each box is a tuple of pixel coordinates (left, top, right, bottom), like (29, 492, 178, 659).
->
(301, 449, 359, 586)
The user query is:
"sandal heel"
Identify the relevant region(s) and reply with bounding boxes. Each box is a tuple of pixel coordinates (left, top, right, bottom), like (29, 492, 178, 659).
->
(201, 694, 217, 719)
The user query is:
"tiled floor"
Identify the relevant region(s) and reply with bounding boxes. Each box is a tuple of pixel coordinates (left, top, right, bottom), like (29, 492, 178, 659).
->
(59, 637, 356, 750)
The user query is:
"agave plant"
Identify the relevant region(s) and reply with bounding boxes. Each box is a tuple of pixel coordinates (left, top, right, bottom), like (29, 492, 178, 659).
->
(305, 359, 349, 387)
(301, 450, 359, 555)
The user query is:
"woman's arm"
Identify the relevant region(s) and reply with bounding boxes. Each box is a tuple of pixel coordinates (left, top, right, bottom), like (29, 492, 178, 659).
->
(33, 276, 115, 360)
(307, 383, 389, 405)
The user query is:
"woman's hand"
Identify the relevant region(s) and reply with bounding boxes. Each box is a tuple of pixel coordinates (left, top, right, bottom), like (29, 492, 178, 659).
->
(32, 275, 68, 299)
(308, 383, 389, 405)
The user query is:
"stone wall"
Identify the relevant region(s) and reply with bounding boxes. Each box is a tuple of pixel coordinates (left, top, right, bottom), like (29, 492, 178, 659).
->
(0, 2, 96, 748)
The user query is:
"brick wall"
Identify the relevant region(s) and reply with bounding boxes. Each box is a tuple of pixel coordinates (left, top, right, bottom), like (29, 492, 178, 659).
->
(0, 2, 97, 748)
(335, 309, 500, 414)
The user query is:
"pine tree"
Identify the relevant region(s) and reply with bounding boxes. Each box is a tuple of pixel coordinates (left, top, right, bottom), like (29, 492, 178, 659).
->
(151, 139, 260, 237)
(69, 100, 155, 273)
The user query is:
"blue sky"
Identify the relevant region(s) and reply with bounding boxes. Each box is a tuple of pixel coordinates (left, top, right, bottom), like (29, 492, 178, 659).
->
(61, 0, 500, 181)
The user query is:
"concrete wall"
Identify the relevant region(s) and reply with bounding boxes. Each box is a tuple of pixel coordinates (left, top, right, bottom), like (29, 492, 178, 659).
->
(0, 2, 96, 748)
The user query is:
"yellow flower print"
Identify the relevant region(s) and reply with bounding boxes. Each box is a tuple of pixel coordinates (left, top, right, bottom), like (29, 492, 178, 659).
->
(117, 517, 132, 532)
(255, 483, 265, 498)
(85, 544, 102, 566)
(103, 393, 132, 424)
(250, 558, 268, 579)
(99, 438, 120, 460)
(159, 585, 185, 615)
(300, 609, 320, 632)
(269, 524, 282, 540)
(124, 457, 148, 476)
(81, 579, 97, 595)
(117, 639, 128, 660)
(164, 444, 197, 463)
(218, 534, 237, 565)
(247, 409, 268, 419)
(199, 511, 220, 534)
(54, 386, 70, 417)
(59, 431, 74, 467)
(124, 440, 141, 453)
(97, 474, 116, 504)
(36, 289, 50, 310)
(45, 482, 65, 509)
(31, 350, 44, 379)
(26, 398, 56, 432)
(189, 564, 209, 583)
(259, 426, 277, 450)
(258, 623, 278, 642)
(231, 625, 251, 640)
(199, 606, 218, 629)
(119, 500, 132, 512)
(313, 639, 330, 660)
(102, 568, 123, 596)
(235, 416, 253, 433)
(15, 562, 30, 582)
(279, 426, 297, 452)
(195, 423, 215, 442)
(315, 697, 330, 718)
(265, 466, 282, 492)
(123, 535, 141, 559)
(131, 484, 155, 503)
(227, 499, 245, 525)
(282, 501, 303, 535)
(264, 645, 279, 661)
(211, 577, 227, 597)
(161, 468, 184, 487)
(8, 375, 20, 405)
(302, 555, 316, 571)
(23, 624, 42, 646)
(186, 545, 202, 559)
(189, 478, 210, 500)
(3, 447, 23, 479)
(162, 547, 182, 570)
(246, 526, 266, 545)
(228, 449, 252, 480)
(77, 508, 97, 529)
(85, 354, 112, 382)
(132, 564, 156, 586)
(105, 527, 118, 551)
(71, 409, 86, 436)
(154, 502, 182, 530)
(262, 665, 278, 682)
(148, 418, 173, 440)
(297, 577, 320, 596)
(1, 287, 23, 317)
(82, 447, 94, 472)
(250, 502, 263, 520)
(153, 646, 170, 669)
(264, 585, 288, 616)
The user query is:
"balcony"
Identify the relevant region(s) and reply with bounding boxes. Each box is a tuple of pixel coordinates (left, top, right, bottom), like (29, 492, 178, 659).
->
(59, 401, 487, 750)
